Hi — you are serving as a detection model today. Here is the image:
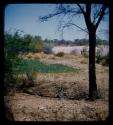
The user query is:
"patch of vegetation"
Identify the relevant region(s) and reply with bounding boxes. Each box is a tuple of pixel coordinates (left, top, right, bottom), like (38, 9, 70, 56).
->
(13, 59, 80, 73)
(96, 50, 109, 66)
(54, 85, 67, 98)
(80, 59, 88, 64)
(4, 31, 27, 89)
(82, 47, 89, 58)
(55, 52, 64, 57)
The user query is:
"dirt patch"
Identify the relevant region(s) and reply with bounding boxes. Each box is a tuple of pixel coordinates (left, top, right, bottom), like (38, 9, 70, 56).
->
(4, 92, 108, 121)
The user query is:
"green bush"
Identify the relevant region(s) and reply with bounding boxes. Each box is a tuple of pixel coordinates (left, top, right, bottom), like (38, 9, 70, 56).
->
(55, 52, 64, 57)
(4, 30, 32, 94)
(4, 31, 22, 85)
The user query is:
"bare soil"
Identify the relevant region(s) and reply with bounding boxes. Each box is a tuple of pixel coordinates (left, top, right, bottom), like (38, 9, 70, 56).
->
(4, 92, 108, 121)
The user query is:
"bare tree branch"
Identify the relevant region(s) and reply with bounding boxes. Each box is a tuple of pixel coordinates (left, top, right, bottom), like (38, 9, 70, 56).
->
(61, 22, 100, 39)
(39, 4, 108, 40)
(65, 22, 88, 34)
(77, 4, 85, 16)
(39, 4, 82, 22)
(95, 5, 107, 29)
(39, 11, 63, 22)
(84, 4, 92, 31)
(86, 4, 91, 21)
(92, 5, 103, 24)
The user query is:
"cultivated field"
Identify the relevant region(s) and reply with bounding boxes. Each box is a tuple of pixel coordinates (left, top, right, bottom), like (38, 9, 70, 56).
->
(4, 52, 109, 121)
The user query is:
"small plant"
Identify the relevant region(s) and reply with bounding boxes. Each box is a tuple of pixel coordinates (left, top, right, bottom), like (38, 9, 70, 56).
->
(80, 59, 88, 64)
(96, 49, 109, 66)
(31, 71, 37, 80)
(82, 47, 89, 58)
(95, 49, 102, 63)
(97, 89, 106, 99)
(101, 54, 109, 66)
(55, 52, 64, 57)
(55, 85, 66, 99)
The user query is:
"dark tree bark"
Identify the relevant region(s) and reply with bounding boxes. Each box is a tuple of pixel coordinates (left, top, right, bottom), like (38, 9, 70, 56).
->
(84, 4, 99, 100)
(88, 24, 98, 100)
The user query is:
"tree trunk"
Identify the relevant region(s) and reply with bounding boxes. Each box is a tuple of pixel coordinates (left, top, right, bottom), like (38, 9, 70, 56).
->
(88, 24, 98, 100)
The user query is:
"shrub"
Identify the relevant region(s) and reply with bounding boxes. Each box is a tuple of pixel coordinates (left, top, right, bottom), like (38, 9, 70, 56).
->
(55, 52, 64, 57)
(54, 85, 67, 99)
(42, 47, 52, 54)
(101, 54, 109, 66)
(97, 88, 106, 99)
(95, 49, 102, 63)
(96, 50, 109, 66)
(4, 31, 23, 86)
(4, 30, 31, 95)
(82, 47, 89, 58)
(80, 59, 88, 64)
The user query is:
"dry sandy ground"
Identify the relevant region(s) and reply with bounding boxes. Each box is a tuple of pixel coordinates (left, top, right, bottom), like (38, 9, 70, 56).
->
(4, 92, 108, 121)
(5, 53, 109, 121)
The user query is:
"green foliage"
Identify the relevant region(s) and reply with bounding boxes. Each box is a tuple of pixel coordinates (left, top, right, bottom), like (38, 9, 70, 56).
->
(5, 31, 20, 80)
(13, 59, 80, 73)
(4, 30, 31, 88)
(29, 37, 43, 51)
(4, 30, 44, 78)
(55, 52, 64, 57)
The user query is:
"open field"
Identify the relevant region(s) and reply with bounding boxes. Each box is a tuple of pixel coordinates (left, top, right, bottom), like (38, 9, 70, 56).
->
(4, 52, 109, 121)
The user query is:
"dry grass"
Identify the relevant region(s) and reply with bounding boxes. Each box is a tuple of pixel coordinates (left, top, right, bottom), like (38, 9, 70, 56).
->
(5, 53, 109, 121)
(18, 52, 109, 100)
(21, 52, 47, 60)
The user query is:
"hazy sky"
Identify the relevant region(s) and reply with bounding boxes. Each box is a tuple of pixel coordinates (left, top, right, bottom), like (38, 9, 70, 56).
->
(5, 4, 109, 41)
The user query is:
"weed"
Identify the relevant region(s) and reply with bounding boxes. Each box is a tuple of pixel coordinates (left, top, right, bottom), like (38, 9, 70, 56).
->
(82, 47, 89, 58)
(55, 52, 64, 57)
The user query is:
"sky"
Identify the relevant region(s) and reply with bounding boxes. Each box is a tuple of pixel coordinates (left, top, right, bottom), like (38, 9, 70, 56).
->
(4, 4, 109, 41)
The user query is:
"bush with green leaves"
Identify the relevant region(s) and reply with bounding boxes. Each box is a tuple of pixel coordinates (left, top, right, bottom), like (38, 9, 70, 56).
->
(4, 30, 32, 91)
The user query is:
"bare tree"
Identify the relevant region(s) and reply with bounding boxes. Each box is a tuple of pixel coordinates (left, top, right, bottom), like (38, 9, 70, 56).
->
(39, 3, 108, 100)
